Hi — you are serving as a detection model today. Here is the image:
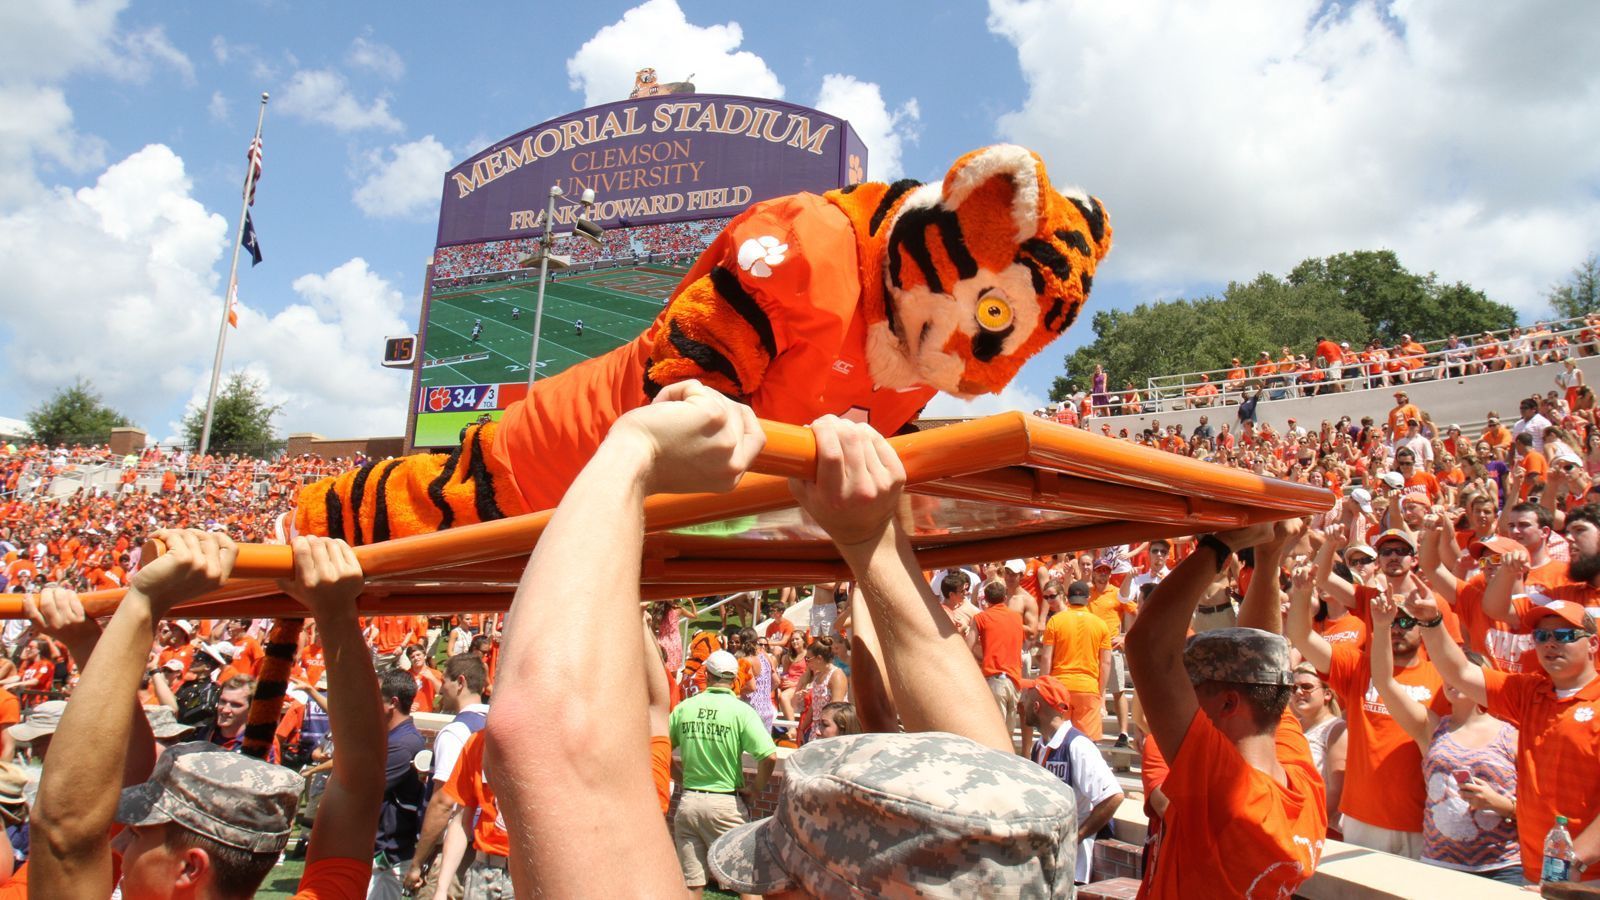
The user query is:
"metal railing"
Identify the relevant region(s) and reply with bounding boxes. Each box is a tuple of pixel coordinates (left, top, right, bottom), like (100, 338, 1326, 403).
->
(1080, 316, 1598, 417)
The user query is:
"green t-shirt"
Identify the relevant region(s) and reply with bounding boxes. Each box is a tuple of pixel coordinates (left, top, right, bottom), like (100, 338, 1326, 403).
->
(668, 686, 777, 792)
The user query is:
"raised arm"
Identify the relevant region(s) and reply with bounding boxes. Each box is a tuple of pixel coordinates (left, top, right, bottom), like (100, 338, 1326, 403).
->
(1285, 563, 1334, 674)
(1126, 524, 1274, 762)
(1405, 587, 1487, 706)
(1365, 586, 1438, 749)
(1239, 519, 1304, 633)
(845, 586, 899, 734)
(789, 416, 1009, 753)
(277, 536, 384, 866)
(1481, 550, 1527, 627)
(1416, 515, 1460, 605)
(31, 530, 234, 898)
(1312, 523, 1358, 610)
(486, 381, 762, 897)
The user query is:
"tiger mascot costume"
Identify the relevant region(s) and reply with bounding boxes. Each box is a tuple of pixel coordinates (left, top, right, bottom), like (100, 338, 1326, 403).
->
(293, 144, 1111, 545)
(228, 145, 1109, 756)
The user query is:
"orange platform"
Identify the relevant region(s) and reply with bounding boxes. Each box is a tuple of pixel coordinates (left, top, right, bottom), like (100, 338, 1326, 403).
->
(0, 412, 1332, 619)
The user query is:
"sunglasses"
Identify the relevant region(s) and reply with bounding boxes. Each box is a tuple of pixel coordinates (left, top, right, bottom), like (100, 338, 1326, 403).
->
(1532, 627, 1590, 645)
(1477, 552, 1507, 569)
(1377, 547, 1411, 558)
(1291, 682, 1321, 694)
(1390, 614, 1420, 630)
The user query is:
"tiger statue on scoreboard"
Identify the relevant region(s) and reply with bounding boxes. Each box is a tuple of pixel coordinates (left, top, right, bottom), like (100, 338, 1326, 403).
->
(293, 144, 1111, 544)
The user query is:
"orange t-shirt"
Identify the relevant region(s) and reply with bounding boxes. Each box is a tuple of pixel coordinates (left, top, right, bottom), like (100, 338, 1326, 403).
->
(231, 636, 265, 678)
(1322, 643, 1441, 831)
(412, 668, 440, 714)
(1403, 470, 1440, 501)
(971, 604, 1026, 686)
(292, 856, 372, 899)
(1482, 425, 1513, 450)
(0, 688, 20, 730)
(1350, 584, 1463, 646)
(1137, 711, 1325, 899)
(1484, 669, 1600, 883)
(650, 734, 673, 815)
(1517, 451, 1549, 500)
(442, 731, 509, 857)
(1314, 612, 1367, 648)
(21, 660, 53, 697)
(1042, 608, 1111, 693)
(1387, 403, 1420, 434)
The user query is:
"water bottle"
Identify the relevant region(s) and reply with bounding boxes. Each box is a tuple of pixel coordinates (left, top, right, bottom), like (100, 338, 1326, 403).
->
(1543, 815, 1575, 883)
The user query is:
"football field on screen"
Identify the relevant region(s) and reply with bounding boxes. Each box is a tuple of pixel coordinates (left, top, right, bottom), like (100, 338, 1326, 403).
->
(413, 265, 689, 446)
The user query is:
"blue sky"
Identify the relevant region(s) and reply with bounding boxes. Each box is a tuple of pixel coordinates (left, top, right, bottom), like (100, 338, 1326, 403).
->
(0, 1, 1595, 439)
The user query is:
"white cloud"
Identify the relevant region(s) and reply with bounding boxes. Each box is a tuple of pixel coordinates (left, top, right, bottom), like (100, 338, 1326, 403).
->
(211, 34, 230, 64)
(352, 135, 452, 219)
(207, 90, 228, 122)
(276, 68, 402, 133)
(813, 74, 919, 180)
(0, 84, 106, 205)
(988, 0, 1600, 315)
(115, 26, 193, 84)
(566, 0, 784, 106)
(0, 144, 410, 438)
(347, 35, 404, 80)
(0, 0, 125, 82)
(923, 382, 1048, 419)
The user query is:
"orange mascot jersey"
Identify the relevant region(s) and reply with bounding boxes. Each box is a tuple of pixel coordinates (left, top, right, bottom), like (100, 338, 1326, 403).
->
(296, 145, 1112, 543)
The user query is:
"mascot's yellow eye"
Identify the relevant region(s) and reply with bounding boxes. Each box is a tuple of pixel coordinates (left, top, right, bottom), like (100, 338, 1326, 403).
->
(976, 296, 1013, 331)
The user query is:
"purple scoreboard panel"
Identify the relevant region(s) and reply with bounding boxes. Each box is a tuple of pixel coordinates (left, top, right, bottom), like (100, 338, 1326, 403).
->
(437, 94, 866, 247)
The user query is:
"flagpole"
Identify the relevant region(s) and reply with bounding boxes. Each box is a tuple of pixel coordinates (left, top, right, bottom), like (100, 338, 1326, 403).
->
(199, 92, 268, 457)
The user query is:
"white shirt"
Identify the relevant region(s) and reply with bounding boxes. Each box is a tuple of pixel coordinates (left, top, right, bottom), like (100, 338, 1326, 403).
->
(431, 702, 490, 783)
(1037, 722, 1122, 884)
(1512, 413, 1552, 452)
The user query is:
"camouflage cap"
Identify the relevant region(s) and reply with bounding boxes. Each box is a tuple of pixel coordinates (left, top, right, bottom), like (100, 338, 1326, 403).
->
(143, 705, 197, 741)
(115, 742, 301, 853)
(708, 731, 1077, 897)
(1183, 627, 1293, 686)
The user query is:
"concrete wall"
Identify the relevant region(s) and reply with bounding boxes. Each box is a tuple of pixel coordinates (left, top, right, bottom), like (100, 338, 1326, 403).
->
(1091, 356, 1600, 439)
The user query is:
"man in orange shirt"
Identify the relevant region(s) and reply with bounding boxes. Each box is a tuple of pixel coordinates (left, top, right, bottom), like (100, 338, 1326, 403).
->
(1087, 560, 1138, 745)
(971, 580, 1027, 751)
(1413, 587, 1600, 884)
(1386, 391, 1421, 437)
(1290, 557, 1437, 858)
(1481, 412, 1513, 452)
(1036, 580, 1112, 743)
(1512, 432, 1548, 501)
(1127, 523, 1326, 899)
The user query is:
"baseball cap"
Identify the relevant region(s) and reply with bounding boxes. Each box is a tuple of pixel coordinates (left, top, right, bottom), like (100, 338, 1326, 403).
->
(704, 650, 739, 679)
(1025, 675, 1075, 715)
(161, 658, 185, 673)
(1002, 559, 1026, 575)
(1066, 581, 1091, 604)
(1345, 543, 1378, 564)
(1401, 492, 1430, 508)
(1528, 599, 1592, 632)
(708, 732, 1077, 896)
(1349, 487, 1374, 514)
(116, 742, 302, 853)
(1469, 536, 1523, 561)
(1372, 529, 1417, 552)
(168, 619, 197, 638)
(1379, 471, 1405, 489)
(8, 700, 66, 743)
(144, 705, 197, 741)
(1183, 627, 1293, 686)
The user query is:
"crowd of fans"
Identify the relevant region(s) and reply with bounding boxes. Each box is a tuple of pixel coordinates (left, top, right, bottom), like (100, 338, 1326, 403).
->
(0, 369, 1593, 894)
(430, 218, 731, 280)
(1060, 315, 1600, 417)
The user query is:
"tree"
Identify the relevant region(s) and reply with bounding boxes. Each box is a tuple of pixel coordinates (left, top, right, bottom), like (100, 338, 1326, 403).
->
(1051, 273, 1367, 400)
(183, 372, 282, 453)
(1051, 250, 1516, 400)
(26, 379, 133, 445)
(1547, 254, 1600, 319)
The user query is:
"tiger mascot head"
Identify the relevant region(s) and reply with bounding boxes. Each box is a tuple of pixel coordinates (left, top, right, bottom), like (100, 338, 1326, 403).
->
(838, 145, 1112, 399)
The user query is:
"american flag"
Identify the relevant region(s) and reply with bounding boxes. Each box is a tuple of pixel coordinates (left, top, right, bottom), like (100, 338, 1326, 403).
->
(245, 136, 263, 205)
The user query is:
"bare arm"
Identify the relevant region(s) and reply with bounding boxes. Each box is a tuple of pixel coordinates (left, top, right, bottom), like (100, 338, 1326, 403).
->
(791, 417, 1009, 753)
(1312, 526, 1358, 610)
(1239, 520, 1303, 633)
(486, 382, 762, 897)
(429, 804, 474, 900)
(1127, 524, 1274, 762)
(1416, 518, 1460, 604)
(1324, 730, 1347, 827)
(1285, 563, 1334, 674)
(283, 537, 385, 866)
(406, 791, 460, 891)
(846, 587, 899, 733)
(1405, 589, 1488, 706)
(1366, 587, 1438, 749)
(1078, 791, 1125, 843)
(31, 530, 234, 898)
(149, 668, 178, 710)
(1481, 553, 1526, 627)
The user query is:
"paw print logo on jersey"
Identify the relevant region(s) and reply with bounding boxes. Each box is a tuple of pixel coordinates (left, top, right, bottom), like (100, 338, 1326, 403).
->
(427, 387, 451, 412)
(1576, 706, 1595, 723)
(737, 235, 788, 278)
